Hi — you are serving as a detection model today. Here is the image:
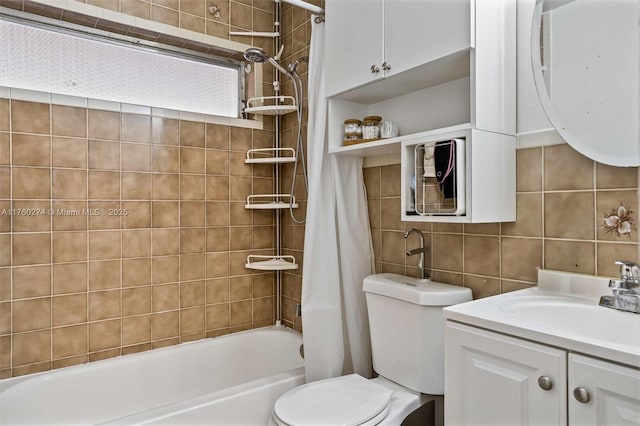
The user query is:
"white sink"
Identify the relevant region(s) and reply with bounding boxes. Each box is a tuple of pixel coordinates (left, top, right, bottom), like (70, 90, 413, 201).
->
(496, 293, 640, 348)
(444, 269, 640, 366)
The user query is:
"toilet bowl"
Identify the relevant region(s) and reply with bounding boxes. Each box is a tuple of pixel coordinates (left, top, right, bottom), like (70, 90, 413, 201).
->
(270, 273, 472, 426)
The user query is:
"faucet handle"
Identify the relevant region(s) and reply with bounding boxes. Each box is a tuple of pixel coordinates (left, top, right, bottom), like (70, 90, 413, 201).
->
(614, 260, 640, 282)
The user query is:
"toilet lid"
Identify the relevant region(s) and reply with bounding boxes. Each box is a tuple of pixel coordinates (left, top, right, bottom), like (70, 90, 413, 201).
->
(272, 374, 393, 426)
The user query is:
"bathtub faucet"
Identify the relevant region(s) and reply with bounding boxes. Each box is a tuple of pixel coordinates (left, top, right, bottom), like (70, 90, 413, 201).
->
(403, 227, 428, 282)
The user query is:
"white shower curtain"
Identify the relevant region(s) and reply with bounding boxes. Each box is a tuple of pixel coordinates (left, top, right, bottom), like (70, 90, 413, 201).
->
(301, 15, 375, 383)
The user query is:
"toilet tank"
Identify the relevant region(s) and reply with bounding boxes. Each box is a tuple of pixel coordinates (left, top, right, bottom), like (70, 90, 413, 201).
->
(363, 273, 472, 395)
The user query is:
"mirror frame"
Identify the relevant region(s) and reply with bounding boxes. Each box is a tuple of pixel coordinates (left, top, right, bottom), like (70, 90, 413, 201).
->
(530, 0, 640, 167)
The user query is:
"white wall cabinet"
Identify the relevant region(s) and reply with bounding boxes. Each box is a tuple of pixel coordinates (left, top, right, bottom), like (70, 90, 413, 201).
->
(445, 322, 640, 426)
(325, 0, 471, 98)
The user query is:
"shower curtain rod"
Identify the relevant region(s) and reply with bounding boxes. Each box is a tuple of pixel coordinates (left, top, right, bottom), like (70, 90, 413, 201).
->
(277, 0, 324, 15)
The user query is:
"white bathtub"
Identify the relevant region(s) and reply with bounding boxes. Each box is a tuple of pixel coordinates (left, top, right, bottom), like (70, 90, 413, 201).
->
(0, 326, 305, 425)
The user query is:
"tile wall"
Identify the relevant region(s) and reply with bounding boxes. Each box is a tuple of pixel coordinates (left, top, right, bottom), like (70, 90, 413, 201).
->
(0, 98, 279, 378)
(365, 144, 640, 297)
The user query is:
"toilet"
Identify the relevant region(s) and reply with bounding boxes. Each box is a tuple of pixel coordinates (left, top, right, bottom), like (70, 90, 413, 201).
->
(271, 273, 472, 426)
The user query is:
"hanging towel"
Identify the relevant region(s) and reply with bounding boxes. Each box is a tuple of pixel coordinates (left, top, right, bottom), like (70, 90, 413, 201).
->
(423, 145, 436, 177)
(434, 140, 456, 199)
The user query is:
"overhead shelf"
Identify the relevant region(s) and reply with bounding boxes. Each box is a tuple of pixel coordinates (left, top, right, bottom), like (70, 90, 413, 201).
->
(245, 194, 298, 210)
(244, 96, 298, 116)
(245, 255, 298, 271)
(245, 148, 296, 164)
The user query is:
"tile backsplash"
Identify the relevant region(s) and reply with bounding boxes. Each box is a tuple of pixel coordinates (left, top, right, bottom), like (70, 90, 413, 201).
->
(0, 98, 277, 378)
(365, 143, 639, 297)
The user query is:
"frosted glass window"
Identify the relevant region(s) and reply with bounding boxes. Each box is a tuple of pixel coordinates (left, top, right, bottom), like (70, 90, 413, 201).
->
(0, 19, 240, 117)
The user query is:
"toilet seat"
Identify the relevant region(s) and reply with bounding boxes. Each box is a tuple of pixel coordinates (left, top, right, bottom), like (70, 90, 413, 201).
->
(272, 374, 393, 426)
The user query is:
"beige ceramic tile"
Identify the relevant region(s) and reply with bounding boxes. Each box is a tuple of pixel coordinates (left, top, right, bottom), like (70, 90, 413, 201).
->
(89, 231, 121, 261)
(121, 114, 151, 143)
(206, 124, 230, 150)
(52, 137, 87, 169)
(13, 233, 51, 266)
(180, 120, 205, 147)
(122, 315, 151, 346)
(432, 234, 463, 272)
(152, 201, 179, 228)
(12, 330, 51, 366)
(88, 260, 121, 291)
(122, 229, 151, 258)
(122, 172, 152, 200)
(230, 300, 252, 326)
(464, 235, 500, 277)
(152, 174, 179, 200)
(12, 265, 51, 299)
(52, 294, 87, 327)
(206, 278, 229, 304)
(52, 105, 87, 138)
(152, 283, 179, 312)
(180, 228, 206, 254)
(88, 319, 121, 352)
(122, 201, 151, 229)
(544, 239, 595, 275)
(595, 163, 638, 189)
(206, 149, 230, 175)
(12, 134, 50, 167)
(52, 325, 87, 360)
(88, 140, 120, 170)
(206, 176, 230, 200)
(11, 101, 50, 135)
(180, 280, 205, 308)
(151, 311, 179, 341)
(596, 243, 640, 277)
(53, 263, 87, 294)
(180, 254, 206, 281)
(380, 198, 402, 231)
(501, 193, 543, 237)
(206, 303, 229, 330)
(544, 144, 594, 191)
(180, 307, 205, 335)
(151, 117, 179, 146)
(180, 201, 205, 227)
(53, 232, 86, 263)
(206, 252, 229, 278)
(152, 146, 179, 173)
(12, 168, 51, 199)
(12, 200, 51, 232)
(12, 298, 51, 332)
(596, 190, 639, 242)
(180, 175, 206, 200)
(89, 290, 121, 321)
(89, 171, 120, 199)
(501, 237, 542, 282)
(544, 192, 594, 240)
(52, 201, 88, 231)
(151, 256, 179, 284)
(122, 258, 151, 287)
(53, 169, 87, 199)
(122, 143, 151, 172)
(463, 275, 500, 299)
(516, 147, 542, 192)
(180, 148, 205, 174)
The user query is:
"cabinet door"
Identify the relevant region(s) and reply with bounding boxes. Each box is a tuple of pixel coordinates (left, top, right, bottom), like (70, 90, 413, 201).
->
(383, 0, 471, 77)
(569, 353, 640, 425)
(325, 0, 384, 96)
(445, 322, 566, 426)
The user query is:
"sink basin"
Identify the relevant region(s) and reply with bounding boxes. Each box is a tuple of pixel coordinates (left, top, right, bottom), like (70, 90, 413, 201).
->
(443, 269, 640, 366)
(496, 294, 640, 348)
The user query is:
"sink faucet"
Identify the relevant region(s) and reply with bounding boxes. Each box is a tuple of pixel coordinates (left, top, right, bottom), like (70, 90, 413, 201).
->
(403, 227, 428, 281)
(599, 260, 640, 314)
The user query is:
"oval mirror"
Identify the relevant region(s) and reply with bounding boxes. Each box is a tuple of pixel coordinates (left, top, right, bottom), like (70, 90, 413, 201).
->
(531, 0, 640, 167)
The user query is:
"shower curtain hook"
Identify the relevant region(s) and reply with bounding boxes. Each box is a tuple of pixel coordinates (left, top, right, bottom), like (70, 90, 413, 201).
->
(314, 12, 325, 24)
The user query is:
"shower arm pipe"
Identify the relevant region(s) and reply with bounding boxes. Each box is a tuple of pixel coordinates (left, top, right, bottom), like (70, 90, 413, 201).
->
(276, 0, 324, 15)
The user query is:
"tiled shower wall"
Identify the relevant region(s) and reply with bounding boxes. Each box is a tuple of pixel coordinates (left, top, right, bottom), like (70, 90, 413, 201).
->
(0, 98, 279, 378)
(365, 143, 640, 297)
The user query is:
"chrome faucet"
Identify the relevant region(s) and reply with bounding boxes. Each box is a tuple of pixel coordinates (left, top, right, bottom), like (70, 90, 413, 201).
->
(403, 228, 428, 281)
(599, 260, 640, 314)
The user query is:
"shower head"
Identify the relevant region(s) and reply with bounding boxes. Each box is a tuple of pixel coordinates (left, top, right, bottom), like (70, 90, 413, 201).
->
(243, 47, 268, 63)
(243, 47, 292, 77)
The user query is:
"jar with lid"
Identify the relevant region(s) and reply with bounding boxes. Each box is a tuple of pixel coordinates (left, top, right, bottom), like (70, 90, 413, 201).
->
(362, 115, 382, 139)
(344, 119, 362, 141)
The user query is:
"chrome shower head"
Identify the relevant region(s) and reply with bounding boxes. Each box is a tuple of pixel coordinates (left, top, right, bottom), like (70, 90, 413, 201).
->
(243, 47, 268, 63)
(288, 56, 309, 73)
(243, 47, 292, 77)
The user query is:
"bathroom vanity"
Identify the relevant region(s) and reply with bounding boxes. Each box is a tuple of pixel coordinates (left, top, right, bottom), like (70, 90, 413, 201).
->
(443, 269, 640, 425)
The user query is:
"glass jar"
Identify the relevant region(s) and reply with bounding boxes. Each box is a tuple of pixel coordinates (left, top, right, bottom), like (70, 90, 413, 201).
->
(344, 119, 362, 141)
(362, 115, 382, 139)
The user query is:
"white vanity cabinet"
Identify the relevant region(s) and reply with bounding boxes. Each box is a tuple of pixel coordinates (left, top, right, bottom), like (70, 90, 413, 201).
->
(325, 0, 471, 97)
(445, 322, 640, 426)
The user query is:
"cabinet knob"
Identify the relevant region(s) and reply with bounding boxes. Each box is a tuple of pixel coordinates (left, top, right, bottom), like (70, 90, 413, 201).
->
(382, 61, 391, 71)
(537, 376, 553, 391)
(370, 65, 380, 74)
(573, 387, 591, 404)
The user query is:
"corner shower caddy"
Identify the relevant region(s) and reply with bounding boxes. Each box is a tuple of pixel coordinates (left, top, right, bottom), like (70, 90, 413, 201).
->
(244, 96, 298, 116)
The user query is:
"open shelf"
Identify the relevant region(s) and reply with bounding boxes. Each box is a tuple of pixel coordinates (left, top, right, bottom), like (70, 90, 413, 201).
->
(245, 148, 296, 164)
(244, 96, 297, 116)
(245, 255, 298, 271)
(245, 194, 298, 210)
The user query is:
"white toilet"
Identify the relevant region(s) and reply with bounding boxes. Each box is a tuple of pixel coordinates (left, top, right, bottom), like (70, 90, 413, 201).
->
(271, 273, 472, 426)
